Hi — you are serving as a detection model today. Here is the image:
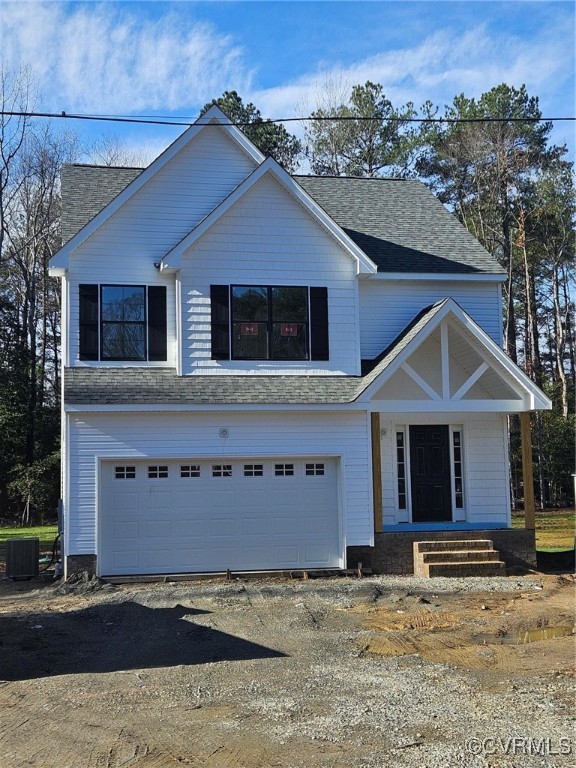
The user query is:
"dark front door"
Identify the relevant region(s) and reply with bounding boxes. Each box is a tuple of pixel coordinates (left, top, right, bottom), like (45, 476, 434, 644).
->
(409, 425, 452, 522)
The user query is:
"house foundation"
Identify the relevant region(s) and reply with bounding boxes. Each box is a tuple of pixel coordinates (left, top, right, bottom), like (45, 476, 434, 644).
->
(347, 529, 536, 575)
(66, 554, 97, 578)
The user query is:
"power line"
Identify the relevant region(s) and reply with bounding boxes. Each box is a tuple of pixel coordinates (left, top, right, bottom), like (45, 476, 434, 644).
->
(1, 110, 575, 128)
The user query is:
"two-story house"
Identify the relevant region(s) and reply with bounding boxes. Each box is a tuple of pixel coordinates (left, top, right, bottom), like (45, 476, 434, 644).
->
(49, 106, 550, 579)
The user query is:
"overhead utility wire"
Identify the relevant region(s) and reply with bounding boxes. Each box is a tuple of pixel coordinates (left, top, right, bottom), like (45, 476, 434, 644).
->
(1, 110, 575, 127)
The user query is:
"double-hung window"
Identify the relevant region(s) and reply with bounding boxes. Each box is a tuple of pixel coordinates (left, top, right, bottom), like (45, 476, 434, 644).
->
(79, 284, 167, 362)
(210, 284, 329, 361)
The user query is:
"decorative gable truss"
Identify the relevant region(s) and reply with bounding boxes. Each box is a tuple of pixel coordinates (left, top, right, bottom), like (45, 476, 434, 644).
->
(358, 299, 551, 412)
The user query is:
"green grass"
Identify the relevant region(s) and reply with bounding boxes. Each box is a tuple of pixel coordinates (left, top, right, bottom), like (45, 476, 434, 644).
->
(512, 509, 576, 551)
(0, 524, 58, 551)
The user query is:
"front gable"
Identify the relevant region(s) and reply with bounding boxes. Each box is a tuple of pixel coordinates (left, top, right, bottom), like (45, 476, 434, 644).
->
(358, 300, 551, 412)
(50, 107, 264, 268)
(162, 158, 376, 275)
(176, 166, 371, 375)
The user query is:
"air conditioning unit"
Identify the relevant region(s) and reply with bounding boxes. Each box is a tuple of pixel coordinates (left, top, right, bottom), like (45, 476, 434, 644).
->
(5, 538, 40, 580)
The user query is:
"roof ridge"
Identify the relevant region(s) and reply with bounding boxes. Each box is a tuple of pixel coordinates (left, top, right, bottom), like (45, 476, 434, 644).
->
(65, 163, 146, 170)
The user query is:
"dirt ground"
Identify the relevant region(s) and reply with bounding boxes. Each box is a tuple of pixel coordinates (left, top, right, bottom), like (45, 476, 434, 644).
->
(0, 572, 574, 768)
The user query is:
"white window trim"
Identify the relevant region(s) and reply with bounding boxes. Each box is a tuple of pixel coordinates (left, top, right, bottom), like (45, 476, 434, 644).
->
(449, 425, 467, 521)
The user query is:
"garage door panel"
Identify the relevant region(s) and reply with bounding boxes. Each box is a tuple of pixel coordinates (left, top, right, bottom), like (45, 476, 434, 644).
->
(100, 458, 340, 575)
(112, 521, 140, 539)
(110, 491, 140, 512)
(143, 520, 171, 538)
(113, 550, 139, 569)
(177, 520, 205, 537)
(145, 549, 175, 568)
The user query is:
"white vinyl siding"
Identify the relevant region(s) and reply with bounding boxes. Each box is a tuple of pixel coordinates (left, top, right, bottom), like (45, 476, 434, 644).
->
(180, 175, 361, 375)
(380, 413, 509, 527)
(65, 410, 372, 556)
(359, 280, 503, 360)
(65, 127, 256, 367)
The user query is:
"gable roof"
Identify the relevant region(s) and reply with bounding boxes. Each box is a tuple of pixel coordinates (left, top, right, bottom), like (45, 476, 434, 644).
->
(295, 176, 504, 275)
(357, 298, 551, 409)
(162, 157, 376, 274)
(51, 106, 264, 266)
(56, 165, 504, 276)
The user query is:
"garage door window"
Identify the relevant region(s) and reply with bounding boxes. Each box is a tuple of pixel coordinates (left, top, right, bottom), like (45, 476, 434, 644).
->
(148, 465, 169, 478)
(275, 463, 294, 476)
(244, 464, 264, 477)
(180, 465, 201, 478)
(213, 464, 232, 477)
(305, 463, 325, 476)
(115, 466, 136, 479)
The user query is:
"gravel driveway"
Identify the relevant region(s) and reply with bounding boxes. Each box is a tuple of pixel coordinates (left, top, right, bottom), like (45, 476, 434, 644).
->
(0, 573, 574, 767)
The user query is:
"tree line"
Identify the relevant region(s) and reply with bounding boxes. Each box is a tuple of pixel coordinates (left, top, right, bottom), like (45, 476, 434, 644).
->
(0, 70, 574, 523)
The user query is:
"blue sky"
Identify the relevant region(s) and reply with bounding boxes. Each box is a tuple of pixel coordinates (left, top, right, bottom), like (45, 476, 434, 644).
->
(2, 1, 574, 164)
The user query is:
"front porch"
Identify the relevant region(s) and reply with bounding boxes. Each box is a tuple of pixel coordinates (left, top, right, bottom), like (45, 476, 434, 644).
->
(354, 300, 550, 575)
(347, 528, 536, 575)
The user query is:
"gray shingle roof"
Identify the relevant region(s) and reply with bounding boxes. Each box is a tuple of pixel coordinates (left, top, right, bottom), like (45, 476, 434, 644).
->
(60, 165, 504, 274)
(64, 303, 446, 406)
(295, 176, 503, 274)
(64, 367, 361, 405)
(61, 164, 142, 243)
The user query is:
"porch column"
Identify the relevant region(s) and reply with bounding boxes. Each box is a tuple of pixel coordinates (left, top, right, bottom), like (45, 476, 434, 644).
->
(520, 411, 536, 530)
(371, 412, 383, 533)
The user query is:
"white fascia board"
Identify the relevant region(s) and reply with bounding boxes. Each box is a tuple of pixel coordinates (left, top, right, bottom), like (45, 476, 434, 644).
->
(64, 403, 365, 413)
(162, 157, 377, 275)
(368, 272, 506, 282)
(48, 266, 67, 278)
(49, 106, 264, 269)
(449, 304, 552, 410)
(367, 400, 529, 413)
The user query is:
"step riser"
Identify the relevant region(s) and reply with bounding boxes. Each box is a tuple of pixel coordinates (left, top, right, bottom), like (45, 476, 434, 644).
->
(420, 551, 501, 564)
(424, 562, 506, 578)
(415, 540, 495, 552)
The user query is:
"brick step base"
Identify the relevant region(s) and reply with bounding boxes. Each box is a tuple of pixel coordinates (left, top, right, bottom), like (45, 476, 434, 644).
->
(425, 560, 506, 577)
(414, 539, 506, 577)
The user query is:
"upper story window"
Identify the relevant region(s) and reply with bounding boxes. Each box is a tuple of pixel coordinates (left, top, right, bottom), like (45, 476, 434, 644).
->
(232, 285, 308, 360)
(211, 285, 329, 362)
(79, 284, 166, 362)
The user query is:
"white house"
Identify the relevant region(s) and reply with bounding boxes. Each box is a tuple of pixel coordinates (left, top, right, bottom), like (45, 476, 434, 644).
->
(49, 106, 550, 578)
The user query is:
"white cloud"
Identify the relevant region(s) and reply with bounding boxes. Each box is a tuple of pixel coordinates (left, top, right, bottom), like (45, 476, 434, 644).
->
(1, 1, 253, 113)
(251, 20, 574, 148)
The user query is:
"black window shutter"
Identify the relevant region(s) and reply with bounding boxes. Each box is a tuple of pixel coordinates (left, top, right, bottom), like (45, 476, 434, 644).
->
(79, 284, 99, 360)
(148, 286, 167, 361)
(210, 285, 230, 360)
(310, 287, 329, 361)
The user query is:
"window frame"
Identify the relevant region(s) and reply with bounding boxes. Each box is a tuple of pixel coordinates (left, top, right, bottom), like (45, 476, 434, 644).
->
(79, 283, 167, 363)
(230, 284, 310, 361)
(100, 284, 147, 362)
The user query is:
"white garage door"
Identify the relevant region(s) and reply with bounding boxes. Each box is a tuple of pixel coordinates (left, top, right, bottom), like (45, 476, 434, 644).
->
(99, 457, 341, 575)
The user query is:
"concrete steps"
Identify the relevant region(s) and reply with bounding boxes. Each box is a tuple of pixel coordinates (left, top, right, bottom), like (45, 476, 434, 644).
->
(413, 539, 506, 577)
